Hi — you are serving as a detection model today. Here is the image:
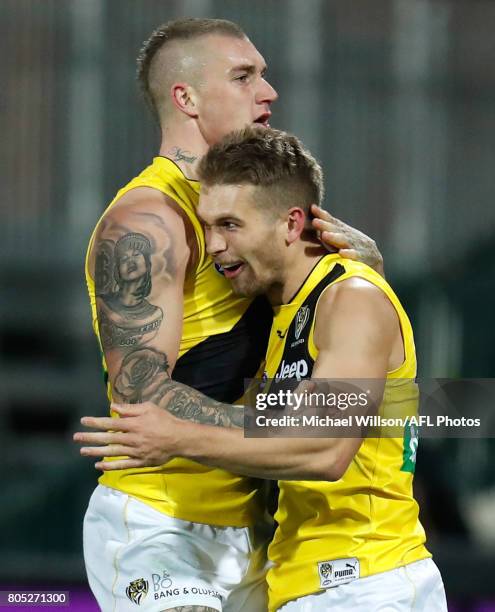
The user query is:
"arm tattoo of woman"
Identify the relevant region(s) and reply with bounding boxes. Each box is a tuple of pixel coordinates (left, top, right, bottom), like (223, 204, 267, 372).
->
(94, 216, 175, 350)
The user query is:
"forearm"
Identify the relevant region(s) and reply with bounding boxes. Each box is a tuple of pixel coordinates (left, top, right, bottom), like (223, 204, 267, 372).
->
(76, 382, 361, 477)
(175, 420, 345, 480)
(145, 377, 245, 428)
(152, 380, 359, 479)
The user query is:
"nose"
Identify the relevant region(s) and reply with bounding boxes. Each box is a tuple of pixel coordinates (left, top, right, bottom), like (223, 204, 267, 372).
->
(257, 77, 278, 105)
(205, 228, 227, 257)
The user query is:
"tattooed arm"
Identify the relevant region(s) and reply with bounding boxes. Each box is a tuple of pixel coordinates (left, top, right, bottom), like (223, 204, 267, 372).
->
(311, 205, 384, 276)
(76, 383, 359, 481)
(145, 377, 245, 428)
(76, 279, 395, 481)
(88, 187, 244, 428)
(89, 187, 192, 404)
(117, 368, 244, 429)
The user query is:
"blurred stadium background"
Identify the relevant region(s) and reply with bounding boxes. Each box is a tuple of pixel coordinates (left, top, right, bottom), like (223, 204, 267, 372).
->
(1, 0, 494, 609)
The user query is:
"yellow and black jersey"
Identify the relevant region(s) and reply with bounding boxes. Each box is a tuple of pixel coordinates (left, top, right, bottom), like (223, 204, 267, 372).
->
(85, 157, 272, 526)
(263, 254, 430, 612)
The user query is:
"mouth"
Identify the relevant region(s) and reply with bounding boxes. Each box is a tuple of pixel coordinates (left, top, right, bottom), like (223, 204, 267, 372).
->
(217, 261, 245, 279)
(253, 112, 271, 127)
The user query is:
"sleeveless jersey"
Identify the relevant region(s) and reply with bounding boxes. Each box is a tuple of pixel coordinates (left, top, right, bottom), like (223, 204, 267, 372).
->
(264, 254, 430, 611)
(85, 157, 272, 526)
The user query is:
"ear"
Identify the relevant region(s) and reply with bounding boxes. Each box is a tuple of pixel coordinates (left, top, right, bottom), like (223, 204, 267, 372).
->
(170, 83, 198, 118)
(286, 207, 306, 244)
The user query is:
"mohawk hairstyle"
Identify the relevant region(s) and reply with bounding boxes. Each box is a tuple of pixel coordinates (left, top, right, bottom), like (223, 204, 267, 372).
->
(198, 126, 324, 212)
(136, 18, 246, 123)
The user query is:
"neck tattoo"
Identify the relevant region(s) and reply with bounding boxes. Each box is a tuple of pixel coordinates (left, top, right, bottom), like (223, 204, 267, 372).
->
(169, 147, 197, 164)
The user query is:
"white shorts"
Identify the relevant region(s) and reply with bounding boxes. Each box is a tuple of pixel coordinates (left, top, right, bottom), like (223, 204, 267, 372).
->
(83, 485, 269, 612)
(278, 558, 447, 612)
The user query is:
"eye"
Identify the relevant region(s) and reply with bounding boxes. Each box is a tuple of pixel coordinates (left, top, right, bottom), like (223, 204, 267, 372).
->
(235, 74, 249, 83)
(223, 221, 238, 230)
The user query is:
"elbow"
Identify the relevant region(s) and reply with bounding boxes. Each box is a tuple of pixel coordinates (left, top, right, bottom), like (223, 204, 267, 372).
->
(320, 438, 363, 481)
(318, 451, 353, 482)
(289, 457, 341, 481)
(325, 458, 350, 481)
(304, 464, 344, 482)
(294, 441, 360, 481)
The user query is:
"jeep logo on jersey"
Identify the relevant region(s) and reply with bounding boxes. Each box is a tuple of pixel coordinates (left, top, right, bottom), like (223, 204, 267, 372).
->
(126, 578, 149, 605)
(295, 306, 310, 340)
(275, 358, 309, 382)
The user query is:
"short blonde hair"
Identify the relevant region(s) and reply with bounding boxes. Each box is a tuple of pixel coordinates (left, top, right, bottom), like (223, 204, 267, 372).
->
(198, 126, 324, 214)
(137, 18, 246, 123)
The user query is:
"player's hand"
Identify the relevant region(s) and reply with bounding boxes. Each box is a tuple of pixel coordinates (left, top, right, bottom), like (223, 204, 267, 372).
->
(311, 204, 384, 276)
(73, 402, 183, 470)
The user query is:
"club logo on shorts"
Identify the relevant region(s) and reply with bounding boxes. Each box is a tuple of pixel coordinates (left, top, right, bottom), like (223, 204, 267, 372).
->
(319, 562, 333, 581)
(126, 578, 149, 605)
(295, 306, 310, 340)
(318, 557, 360, 588)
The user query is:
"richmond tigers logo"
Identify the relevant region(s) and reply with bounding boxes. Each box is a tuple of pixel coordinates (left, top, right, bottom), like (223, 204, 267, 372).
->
(126, 578, 149, 605)
(319, 562, 333, 580)
(294, 306, 310, 340)
(318, 557, 360, 588)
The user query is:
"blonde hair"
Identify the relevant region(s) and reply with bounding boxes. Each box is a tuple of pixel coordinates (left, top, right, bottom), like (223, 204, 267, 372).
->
(198, 126, 324, 214)
(137, 18, 246, 123)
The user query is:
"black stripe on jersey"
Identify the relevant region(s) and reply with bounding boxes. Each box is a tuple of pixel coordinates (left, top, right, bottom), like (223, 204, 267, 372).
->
(275, 261, 346, 381)
(173, 295, 273, 403)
